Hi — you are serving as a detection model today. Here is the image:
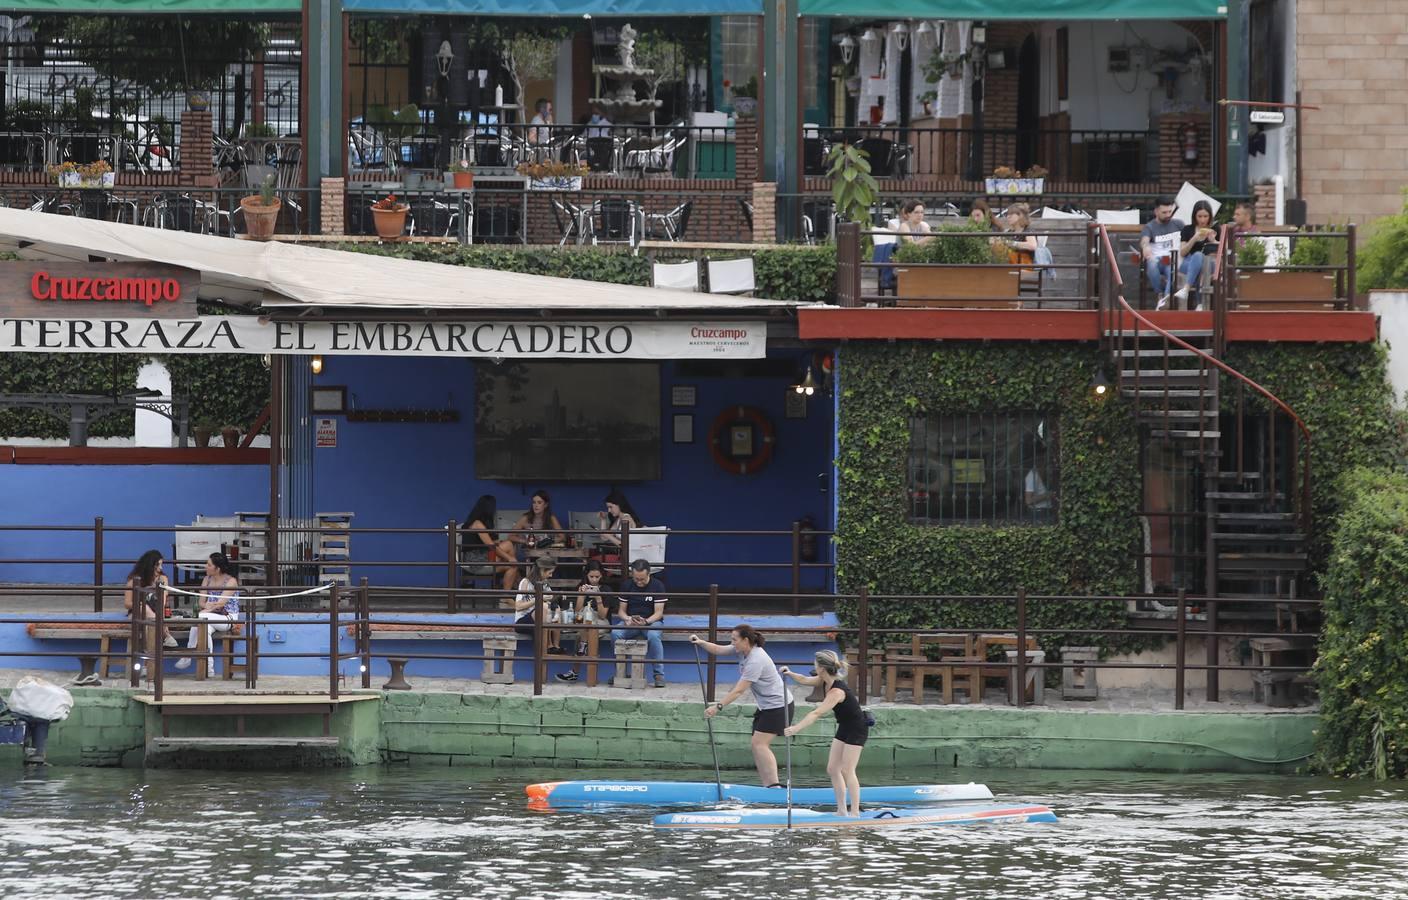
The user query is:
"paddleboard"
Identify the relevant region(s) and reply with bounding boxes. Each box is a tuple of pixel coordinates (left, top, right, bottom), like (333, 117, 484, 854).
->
(526, 780, 994, 807)
(653, 803, 1059, 830)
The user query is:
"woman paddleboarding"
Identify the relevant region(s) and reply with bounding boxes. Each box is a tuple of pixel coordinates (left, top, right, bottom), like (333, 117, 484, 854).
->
(781, 650, 869, 818)
(690, 625, 793, 788)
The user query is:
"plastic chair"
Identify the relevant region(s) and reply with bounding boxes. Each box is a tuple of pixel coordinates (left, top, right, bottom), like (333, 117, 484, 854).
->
(652, 261, 700, 291)
(706, 258, 755, 295)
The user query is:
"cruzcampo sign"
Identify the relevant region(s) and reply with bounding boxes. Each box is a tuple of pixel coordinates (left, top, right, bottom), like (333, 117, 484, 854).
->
(0, 317, 767, 359)
(0, 262, 198, 319)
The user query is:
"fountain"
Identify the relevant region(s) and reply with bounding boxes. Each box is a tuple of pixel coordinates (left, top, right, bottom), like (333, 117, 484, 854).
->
(589, 24, 663, 122)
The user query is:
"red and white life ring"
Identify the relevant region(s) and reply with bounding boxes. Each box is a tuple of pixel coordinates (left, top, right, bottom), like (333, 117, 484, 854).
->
(708, 405, 776, 475)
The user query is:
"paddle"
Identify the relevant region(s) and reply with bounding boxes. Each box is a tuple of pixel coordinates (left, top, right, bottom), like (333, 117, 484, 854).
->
(784, 729, 794, 830)
(692, 643, 724, 803)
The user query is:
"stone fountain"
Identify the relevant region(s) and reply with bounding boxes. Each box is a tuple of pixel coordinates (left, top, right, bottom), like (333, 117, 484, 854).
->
(589, 24, 663, 122)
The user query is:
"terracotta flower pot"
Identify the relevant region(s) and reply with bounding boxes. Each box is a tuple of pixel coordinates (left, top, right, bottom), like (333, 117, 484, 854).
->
(240, 196, 282, 240)
(452, 171, 474, 189)
(194, 426, 213, 448)
(371, 204, 410, 240)
(220, 427, 240, 448)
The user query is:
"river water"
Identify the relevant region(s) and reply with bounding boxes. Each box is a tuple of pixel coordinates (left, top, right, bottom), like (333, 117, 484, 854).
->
(0, 764, 1404, 899)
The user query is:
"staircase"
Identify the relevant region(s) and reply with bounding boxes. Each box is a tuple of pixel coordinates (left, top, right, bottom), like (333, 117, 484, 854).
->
(1110, 326, 1310, 619)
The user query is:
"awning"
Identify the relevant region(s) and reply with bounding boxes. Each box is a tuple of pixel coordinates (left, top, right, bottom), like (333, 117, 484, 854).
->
(0, 209, 794, 314)
(799, 0, 1226, 18)
(0, 1, 299, 11)
(343, 0, 763, 15)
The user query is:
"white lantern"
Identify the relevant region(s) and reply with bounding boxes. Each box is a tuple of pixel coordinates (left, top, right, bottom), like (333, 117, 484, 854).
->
(839, 34, 856, 64)
(891, 22, 909, 53)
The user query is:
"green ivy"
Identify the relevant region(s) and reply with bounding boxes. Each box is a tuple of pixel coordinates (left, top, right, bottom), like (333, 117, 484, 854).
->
(833, 342, 1143, 657)
(1357, 190, 1408, 291)
(1311, 466, 1408, 779)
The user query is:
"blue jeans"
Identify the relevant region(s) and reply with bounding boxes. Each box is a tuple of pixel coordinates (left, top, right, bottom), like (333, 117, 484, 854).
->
(1145, 255, 1173, 297)
(611, 625, 665, 679)
(1179, 252, 1206, 293)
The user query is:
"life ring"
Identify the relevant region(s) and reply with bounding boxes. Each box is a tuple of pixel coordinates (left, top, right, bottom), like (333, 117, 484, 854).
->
(708, 405, 775, 476)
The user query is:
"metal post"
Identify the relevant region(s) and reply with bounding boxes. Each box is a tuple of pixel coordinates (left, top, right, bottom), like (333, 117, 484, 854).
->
(360, 577, 371, 689)
(707, 583, 719, 703)
(329, 583, 340, 700)
(1206, 596, 1220, 702)
(1175, 588, 1187, 710)
(1015, 588, 1027, 709)
(92, 516, 104, 613)
(1347, 223, 1358, 310)
(533, 581, 545, 696)
(268, 354, 283, 590)
(154, 582, 166, 701)
(620, 518, 631, 572)
(790, 520, 801, 614)
(857, 586, 870, 704)
(129, 581, 142, 689)
(447, 518, 459, 612)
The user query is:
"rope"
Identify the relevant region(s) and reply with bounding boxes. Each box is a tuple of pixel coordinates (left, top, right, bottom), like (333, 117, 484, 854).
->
(162, 583, 335, 602)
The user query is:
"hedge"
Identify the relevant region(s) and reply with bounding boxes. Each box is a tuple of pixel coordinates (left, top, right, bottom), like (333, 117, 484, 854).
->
(1312, 466, 1408, 779)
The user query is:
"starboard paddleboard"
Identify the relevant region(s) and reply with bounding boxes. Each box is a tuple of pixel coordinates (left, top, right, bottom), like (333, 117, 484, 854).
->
(526, 780, 994, 807)
(653, 803, 1059, 830)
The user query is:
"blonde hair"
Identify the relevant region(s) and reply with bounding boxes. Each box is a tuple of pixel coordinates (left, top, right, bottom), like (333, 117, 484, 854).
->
(1005, 203, 1031, 230)
(814, 649, 848, 679)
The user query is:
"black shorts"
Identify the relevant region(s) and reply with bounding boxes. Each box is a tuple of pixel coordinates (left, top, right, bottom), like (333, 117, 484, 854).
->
(834, 724, 870, 747)
(752, 703, 794, 736)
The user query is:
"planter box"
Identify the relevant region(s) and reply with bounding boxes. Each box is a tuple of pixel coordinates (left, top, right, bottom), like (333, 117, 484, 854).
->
(77, 173, 116, 189)
(1235, 271, 1340, 310)
(55, 171, 80, 187)
(895, 265, 1023, 308)
(985, 177, 1045, 195)
(528, 176, 583, 192)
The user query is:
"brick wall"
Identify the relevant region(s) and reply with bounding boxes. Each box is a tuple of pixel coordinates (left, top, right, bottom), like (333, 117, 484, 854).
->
(1297, 0, 1408, 223)
(321, 177, 346, 236)
(735, 117, 760, 185)
(177, 111, 216, 188)
(751, 182, 776, 242)
(1155, 114, 1214, 195)
(1253, 183, 1276, 228)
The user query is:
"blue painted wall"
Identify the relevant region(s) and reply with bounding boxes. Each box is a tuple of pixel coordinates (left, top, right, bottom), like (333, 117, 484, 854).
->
(0, 464, 267, 584)
(311, 355, 835, 592)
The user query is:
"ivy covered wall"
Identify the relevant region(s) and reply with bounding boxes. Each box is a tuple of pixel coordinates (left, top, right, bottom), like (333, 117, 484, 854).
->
(833, 340, 1401, 654)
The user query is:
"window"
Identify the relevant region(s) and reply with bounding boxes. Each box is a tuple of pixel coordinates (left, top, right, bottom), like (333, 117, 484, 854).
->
(907, 413, 1057, 525)
(719, 16, 759, 107)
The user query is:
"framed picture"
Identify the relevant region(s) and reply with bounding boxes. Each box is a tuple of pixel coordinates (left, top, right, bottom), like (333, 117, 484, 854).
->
(671, 385, 697, 407)
(729, 423, 754, 457)
(311, 386, 347, 414)
(673, 413, 694, 444)
(785, 390, 808, 419)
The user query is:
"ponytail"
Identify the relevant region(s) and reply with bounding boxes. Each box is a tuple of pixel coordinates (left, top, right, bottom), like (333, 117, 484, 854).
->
(814, 649, 848, 679)
(732, 624, 765, 648)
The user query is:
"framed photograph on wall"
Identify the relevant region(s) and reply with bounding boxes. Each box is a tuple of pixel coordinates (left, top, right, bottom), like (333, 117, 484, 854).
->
(785, 390, 808, 419)
(671, 385, 697, 407)
(673, 414, 694, 444)
(310, 386, 347, 414)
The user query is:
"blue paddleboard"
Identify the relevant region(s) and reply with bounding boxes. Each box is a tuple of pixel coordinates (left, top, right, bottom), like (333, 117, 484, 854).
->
(526, 780, 993, 807)
(653, 803, 1059, 830)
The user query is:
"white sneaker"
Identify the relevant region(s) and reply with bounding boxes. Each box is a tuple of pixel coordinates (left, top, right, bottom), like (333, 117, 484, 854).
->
(173, 657, 192, 671)
(1194, 302, 1205, 312)
(163, 634, 179, 648)
(1173, 286, 1190, 304)
(1155, 295, 1169, 311)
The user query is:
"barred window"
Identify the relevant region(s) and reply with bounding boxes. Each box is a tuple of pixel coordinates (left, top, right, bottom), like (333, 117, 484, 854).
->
(907, 413, 1058, 525)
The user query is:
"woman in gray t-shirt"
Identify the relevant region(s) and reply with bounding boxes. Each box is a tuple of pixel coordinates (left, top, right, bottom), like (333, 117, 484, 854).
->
(690, 625, 794, 788)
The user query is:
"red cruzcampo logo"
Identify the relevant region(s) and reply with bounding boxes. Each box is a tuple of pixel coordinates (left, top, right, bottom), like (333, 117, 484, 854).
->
(30, 270, 181, 306)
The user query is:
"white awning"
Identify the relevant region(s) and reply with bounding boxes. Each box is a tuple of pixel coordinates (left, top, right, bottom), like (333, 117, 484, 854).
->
(0, 209, 794, 313)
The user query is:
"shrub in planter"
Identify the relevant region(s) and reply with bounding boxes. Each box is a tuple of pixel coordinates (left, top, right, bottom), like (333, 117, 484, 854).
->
(892, 224, 993, 265)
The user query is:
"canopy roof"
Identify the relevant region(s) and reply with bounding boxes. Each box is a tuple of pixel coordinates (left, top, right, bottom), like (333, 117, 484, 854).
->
(0, 209, 794, 315)
(0, 1, 298, 11)
(799, 0, 1226, 18)
(343, 0, 763, 14)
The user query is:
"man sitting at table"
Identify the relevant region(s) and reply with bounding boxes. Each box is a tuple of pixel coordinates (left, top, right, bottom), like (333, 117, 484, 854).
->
(1139, 196, 1184, 308)
(585, 104, 613, 139)
(529, 99, 554, 145)
(611, 559, 667, 688)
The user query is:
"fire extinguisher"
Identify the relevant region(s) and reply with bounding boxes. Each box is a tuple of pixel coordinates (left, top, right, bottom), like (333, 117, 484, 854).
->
(1180, 124, 1200, 165)
(798, 515, 819, 563)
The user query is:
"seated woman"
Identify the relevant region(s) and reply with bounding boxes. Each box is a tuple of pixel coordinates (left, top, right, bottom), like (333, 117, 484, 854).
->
(894, 200, 933, 244)
(1000, 203, 1039, 266)
(558, 559, 609, 683)
(174, 552, 240, 676)
(969, 198, 996, 230)
(1171, 199, 1218, 309)
(513, 556, 562, 653)
(598, 489, 644, 550)
(461, 494, 518, 590)
(124, 549, 178, 651)
(505, 490, 568, 591)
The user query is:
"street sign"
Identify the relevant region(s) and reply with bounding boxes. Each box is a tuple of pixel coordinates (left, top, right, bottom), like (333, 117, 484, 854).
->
(1250, 110, 1286, 125)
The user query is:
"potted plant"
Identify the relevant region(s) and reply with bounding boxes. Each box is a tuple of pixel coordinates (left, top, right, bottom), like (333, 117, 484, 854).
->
(47, 162, 80, 188)
(891, 224, 1004, 303)
(728, 76, 759, 117)
(240, 173, 282, 240)
(985, 166, 1046, 195)
(370, 192, 410, 240)
(186, 90, 210, 113)
(220, 425, 241, 449)
(1235, 233, 1338, 308)
(193, 422, 216, 448)
(77, 159, 114, 189)
(515, 160, 588, 191)
(450, 160, 475, 190)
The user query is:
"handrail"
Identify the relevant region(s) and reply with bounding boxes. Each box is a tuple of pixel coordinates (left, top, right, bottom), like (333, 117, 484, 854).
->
(1095, 223, 1313, 533)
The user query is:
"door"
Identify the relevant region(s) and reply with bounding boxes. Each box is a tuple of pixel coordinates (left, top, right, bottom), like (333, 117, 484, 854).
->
(1015, 35, 1039, 171)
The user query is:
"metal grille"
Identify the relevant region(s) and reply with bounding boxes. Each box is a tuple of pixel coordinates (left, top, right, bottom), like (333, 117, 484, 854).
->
(906, 412, 1057, 526)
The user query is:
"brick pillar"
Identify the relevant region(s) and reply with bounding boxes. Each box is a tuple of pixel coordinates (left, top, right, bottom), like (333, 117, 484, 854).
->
(178, 110, 216, 188)
(751, 182, 776, 244)
(321, 177, 346, 236)
(734, 116, 760, 185)
(1155, 114, 1213, 195)
(1252, 183, 1276, 227)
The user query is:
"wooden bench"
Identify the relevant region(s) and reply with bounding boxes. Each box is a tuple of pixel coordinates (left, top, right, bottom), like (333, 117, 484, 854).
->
(28, 621, 208, 681)
(896, 265, 1023, 309)
(358, 623, 521, 689)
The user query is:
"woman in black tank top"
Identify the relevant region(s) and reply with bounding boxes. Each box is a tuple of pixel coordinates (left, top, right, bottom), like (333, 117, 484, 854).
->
(781, 650, 870, 818)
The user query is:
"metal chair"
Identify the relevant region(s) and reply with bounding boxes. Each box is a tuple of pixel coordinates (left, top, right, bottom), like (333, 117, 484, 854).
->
(624, 129, 687, 174)
(643, 200, 691, 242)
(586, 198, 638, 246)
(583, 137, 620, 173)
(550, 196, 586, 246)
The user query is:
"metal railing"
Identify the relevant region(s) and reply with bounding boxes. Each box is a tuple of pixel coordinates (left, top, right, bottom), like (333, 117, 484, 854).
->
(0, 582, 1320, 708)
(3, 186, 321, 238)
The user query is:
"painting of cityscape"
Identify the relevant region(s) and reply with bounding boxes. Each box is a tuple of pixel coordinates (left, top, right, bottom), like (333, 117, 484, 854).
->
(475, 361, 661, 481)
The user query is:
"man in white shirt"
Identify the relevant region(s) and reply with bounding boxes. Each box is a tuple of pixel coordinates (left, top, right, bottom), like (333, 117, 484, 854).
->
(528, 98, 553, 145)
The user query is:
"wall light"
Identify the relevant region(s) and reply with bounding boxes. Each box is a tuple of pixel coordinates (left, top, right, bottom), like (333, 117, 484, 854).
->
(839, 34, 856, 64)
(793, 366, 819, 396)
(1090, 369, 1110, 397)
(311, 355, 324, 375)
(891, 21, 909, 53)
(436, 40, 454, 78)
(860, 28, 878, 44)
